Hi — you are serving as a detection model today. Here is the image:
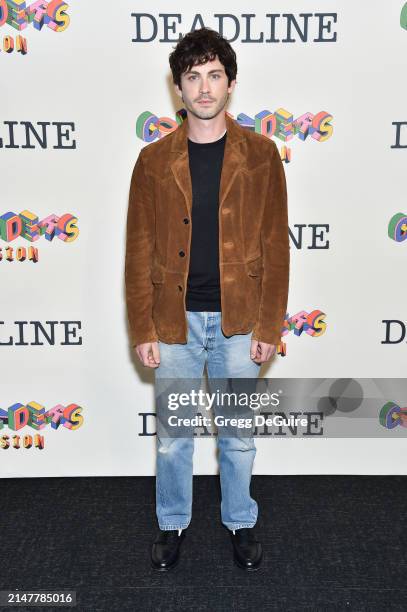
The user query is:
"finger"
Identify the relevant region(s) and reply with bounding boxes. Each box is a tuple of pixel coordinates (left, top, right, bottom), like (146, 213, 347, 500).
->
(250, 339, 259, 359)
(138, 347, 154, 367)
(150, 342, 160, 365)
(252, 345, 263, 363)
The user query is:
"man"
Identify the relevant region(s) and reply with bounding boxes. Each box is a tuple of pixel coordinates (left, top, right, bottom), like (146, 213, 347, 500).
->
(125, 27, 289, 572)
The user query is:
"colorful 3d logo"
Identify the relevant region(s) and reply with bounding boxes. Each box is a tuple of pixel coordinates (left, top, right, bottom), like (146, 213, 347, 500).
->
(282, 310, 327, 337)
(379, 401, 407, 428)
(0, 0, 70, 31)
(0, 401, 83, 430)
(388, 212, 407, 242)
(0, 210, 79, 242)
(136, 109, 333, 150)
(401, 3, 407, 30)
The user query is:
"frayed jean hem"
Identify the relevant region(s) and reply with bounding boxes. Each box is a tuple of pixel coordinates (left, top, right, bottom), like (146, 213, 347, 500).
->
(223, 522, 257, 531)
(159, 523, 190, 531)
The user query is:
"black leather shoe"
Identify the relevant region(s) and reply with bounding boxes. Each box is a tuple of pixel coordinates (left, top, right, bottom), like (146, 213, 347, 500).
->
(151, 528, 186, 571)
(230, 527, 263, 571)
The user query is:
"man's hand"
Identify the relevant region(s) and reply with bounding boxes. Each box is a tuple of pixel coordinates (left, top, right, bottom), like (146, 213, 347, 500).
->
(135, 342, 161, 368)
(250, 339, 276, 364)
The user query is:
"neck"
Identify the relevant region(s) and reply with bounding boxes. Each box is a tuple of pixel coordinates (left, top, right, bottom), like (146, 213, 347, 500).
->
(186, 111, 227, 144)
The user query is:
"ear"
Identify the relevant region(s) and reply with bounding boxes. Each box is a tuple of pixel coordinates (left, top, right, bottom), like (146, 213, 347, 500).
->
(174, 82, 183, 100)
(228, 79, 237, 95)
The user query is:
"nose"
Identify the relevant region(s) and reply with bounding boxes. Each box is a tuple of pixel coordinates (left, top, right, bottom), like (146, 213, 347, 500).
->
(200, 77, 210, 94)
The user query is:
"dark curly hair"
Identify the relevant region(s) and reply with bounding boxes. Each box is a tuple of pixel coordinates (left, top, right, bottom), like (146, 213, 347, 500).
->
(169, 27, 237, 89)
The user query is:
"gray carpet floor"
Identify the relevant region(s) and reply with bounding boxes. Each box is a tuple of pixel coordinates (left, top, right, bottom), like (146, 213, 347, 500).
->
(1, 475, 406, 611)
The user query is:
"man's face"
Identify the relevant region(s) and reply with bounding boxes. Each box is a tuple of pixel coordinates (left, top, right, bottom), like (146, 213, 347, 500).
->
(175, 55, 236, 120)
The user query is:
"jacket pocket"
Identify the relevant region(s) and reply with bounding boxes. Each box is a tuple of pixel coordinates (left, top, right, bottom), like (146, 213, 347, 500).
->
(151, 261, 165, 285)
(246, 255, 263, 278)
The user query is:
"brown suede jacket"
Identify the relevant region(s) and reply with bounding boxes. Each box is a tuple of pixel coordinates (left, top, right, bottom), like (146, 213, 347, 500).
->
(125, 111, 289, 347)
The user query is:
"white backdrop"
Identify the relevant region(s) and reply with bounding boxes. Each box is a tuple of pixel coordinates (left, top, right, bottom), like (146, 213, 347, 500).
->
(1, 1, 406, 477)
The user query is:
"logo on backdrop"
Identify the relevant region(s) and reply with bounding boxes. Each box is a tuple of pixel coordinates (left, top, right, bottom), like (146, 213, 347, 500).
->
(388, 212, 407, 242)
(0, 209, 79, 263)
(381, 320, 407, 344)
(0, 320, 82, 344)
(130, 12, 338, 44)
(0, 1, 70, 55)
(283, 310, 327, 338)
(401, 3, 407, 30)
(0, 401, 83, 450)
(290, 224, 330, 248)
(273, 309, 327, 357)
(391, 122, 407, 148)
(379, 401, 407, 429)
(0, 120, 77, 148)
(137, 109, 333, 162)
(139, 410, 325, 438)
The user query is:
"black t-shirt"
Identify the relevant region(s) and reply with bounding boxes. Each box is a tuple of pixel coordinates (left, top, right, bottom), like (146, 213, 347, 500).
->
(185, 131, 227, 312)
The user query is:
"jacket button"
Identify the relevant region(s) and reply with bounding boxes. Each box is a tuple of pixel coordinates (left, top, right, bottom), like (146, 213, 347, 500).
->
(179, 250, 185, 257)
(183, 218, 189, 224)
(178, 285, 183, 291)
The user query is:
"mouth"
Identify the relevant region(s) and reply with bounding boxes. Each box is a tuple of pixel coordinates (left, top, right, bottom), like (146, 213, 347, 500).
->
(197, 100, 214, 105)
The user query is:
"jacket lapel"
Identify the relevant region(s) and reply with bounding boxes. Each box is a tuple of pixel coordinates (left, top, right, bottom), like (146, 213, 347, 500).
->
(170, 112, 245, 216)
(218, 113, 246, 209)
(171, 153, 193, 216)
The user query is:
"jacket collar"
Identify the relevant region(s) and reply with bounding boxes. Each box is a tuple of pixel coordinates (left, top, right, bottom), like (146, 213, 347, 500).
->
(170, 112, 246, 216)
(170, 111, 245, 152)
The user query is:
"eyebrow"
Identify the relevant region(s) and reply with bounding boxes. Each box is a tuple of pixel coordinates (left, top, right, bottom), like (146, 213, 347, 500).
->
(185, 69, 224, 75)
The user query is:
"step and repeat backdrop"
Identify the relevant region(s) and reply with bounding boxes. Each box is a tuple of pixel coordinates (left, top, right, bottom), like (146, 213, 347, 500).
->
(1, 1, 406, 477)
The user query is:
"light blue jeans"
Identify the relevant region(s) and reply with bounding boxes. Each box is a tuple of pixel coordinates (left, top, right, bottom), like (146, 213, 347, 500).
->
(154, 311, 261, 531)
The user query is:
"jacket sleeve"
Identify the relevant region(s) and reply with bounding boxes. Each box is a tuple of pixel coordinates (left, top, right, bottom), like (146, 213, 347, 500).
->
(252, 141, 290, 346)
(124, 149, 158, 347)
